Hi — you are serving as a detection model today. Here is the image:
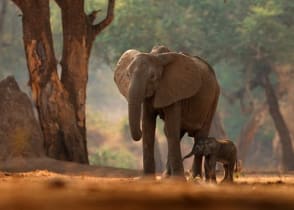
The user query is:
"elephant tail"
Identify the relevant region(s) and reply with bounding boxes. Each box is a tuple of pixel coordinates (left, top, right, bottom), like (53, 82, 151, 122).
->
(235, 159, 242, 173)
(234, 159, 238, 173)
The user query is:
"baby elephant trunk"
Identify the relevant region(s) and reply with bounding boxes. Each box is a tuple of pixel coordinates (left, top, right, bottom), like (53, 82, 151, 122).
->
(182, 141, 198, 161)
(182, 150, 194, 161)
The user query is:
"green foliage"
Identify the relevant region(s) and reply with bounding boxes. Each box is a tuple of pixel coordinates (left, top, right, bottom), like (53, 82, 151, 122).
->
(86, 108, 110, 131)
(94, 0, 203, 62)
(49, 1, 62, 57)
(90, 147, 137, 169)
(119, 117, 131, 141)
(238, 1, 293, 62)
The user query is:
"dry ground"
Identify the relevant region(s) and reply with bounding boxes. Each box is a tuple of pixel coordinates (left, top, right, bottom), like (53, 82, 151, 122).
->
(1, 166, 294, 210)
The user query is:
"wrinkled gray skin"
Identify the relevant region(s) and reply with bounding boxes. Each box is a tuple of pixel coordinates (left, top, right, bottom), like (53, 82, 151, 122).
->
(183, 137, 237, 183)
(114, 45, 220, 179)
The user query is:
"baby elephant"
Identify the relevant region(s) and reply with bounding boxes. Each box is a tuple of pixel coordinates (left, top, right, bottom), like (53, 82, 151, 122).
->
(183, 137, 237, 183)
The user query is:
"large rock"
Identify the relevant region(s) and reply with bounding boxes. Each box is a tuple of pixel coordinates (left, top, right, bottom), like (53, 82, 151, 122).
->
(0, 76, 44, 160)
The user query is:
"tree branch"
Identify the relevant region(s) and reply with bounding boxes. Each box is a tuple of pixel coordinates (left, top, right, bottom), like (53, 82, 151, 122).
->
(92, 0, 115, 36)
(221, 86, 249, 104)
(87, 9, 101, 24)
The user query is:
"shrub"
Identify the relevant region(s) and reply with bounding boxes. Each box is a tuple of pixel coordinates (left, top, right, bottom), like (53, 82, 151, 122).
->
(90, 147, 137, 169)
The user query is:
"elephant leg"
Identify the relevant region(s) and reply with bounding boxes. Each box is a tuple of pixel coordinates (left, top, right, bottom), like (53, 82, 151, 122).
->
(193, 91, 219, 177)
(192, 154, 203, 178)
(211, 163, 217, 183)
(204, 157, 210, 181)
(142, 100, 156, 176)
(222, 164, 229, 182)
(163, 103, 184, 177)
(162, 126, 171, 178)
(163, 130, 185, 178)
(191, 135, 203, 178)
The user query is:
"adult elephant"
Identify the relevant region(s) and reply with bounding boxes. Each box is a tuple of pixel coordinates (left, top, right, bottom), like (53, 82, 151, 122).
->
(114, 47, 220, 178)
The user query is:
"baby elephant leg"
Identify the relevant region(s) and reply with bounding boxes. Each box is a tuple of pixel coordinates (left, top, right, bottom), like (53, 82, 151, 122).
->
(222, 162, 234, 183)
(221, 164, 229, 183)
(227, 162, 235, 182)
(192, 155, 203, 178)
(210, 159, 217, 183)
(204, 159, 210, 181)
(205, 157, 217, 183)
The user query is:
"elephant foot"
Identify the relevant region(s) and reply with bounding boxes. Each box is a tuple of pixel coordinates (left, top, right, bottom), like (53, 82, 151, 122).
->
(192, 173, 203, 180)
(204, 176, 217, 184)
(191, 168, 202, 179)
(220, 178, 234, 184)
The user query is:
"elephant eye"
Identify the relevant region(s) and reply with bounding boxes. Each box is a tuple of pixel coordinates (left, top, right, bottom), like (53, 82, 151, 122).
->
(150, 72, 156, 81)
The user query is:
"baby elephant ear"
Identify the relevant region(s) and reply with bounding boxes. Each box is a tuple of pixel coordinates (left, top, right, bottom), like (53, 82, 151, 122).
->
(154, 53, 202, 108)
(114, 49, 141, 99)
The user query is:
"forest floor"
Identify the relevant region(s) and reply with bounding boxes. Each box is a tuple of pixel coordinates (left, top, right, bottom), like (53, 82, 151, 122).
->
(1, 166, 294, 210)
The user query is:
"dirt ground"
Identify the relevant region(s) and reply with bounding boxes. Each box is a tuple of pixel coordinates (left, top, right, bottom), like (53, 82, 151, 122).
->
(1, 168, 294, 210)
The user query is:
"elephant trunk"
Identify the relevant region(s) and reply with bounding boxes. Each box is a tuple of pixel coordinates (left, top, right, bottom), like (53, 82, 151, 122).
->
(128, 103, 142, 141)
(128, 76, 146, 141)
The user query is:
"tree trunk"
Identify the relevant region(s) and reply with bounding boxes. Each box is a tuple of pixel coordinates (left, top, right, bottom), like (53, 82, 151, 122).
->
(262, 73, 294, 170)
(11, 0, 88, 163)
(55, 0, 115, 161)
(56, 0, 92, 162)
(209, 111, 227, 139)
(237, 104, 267, 161)
(11, 0, 115, 164)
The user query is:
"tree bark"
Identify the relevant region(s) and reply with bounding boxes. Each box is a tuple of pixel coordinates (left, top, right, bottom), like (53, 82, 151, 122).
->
(54, 0, 115, 162)
(56, 0, 91, 161)
(237, 104, 267, 161)
(11, 0, 88, 163)
(209, 111, 227, 139)
(11, 0, 115, 164)
(262, 72, 294, 170)
(54, 0, 114, 159)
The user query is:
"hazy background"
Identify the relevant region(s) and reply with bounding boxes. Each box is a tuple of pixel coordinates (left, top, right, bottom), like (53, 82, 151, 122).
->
(0, 0, 293, 171)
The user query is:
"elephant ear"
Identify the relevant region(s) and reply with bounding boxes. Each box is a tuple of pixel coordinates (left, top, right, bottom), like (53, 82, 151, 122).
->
(154, 53, 202, 108)
(114, 49, 141, 99)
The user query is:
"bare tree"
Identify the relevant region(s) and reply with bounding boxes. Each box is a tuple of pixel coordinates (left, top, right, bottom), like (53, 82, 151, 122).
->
(261, 69, 294, 170)
(209, 111, 227, 139)
(11, 0, 115, 163)
(237, 104, 267, 161)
